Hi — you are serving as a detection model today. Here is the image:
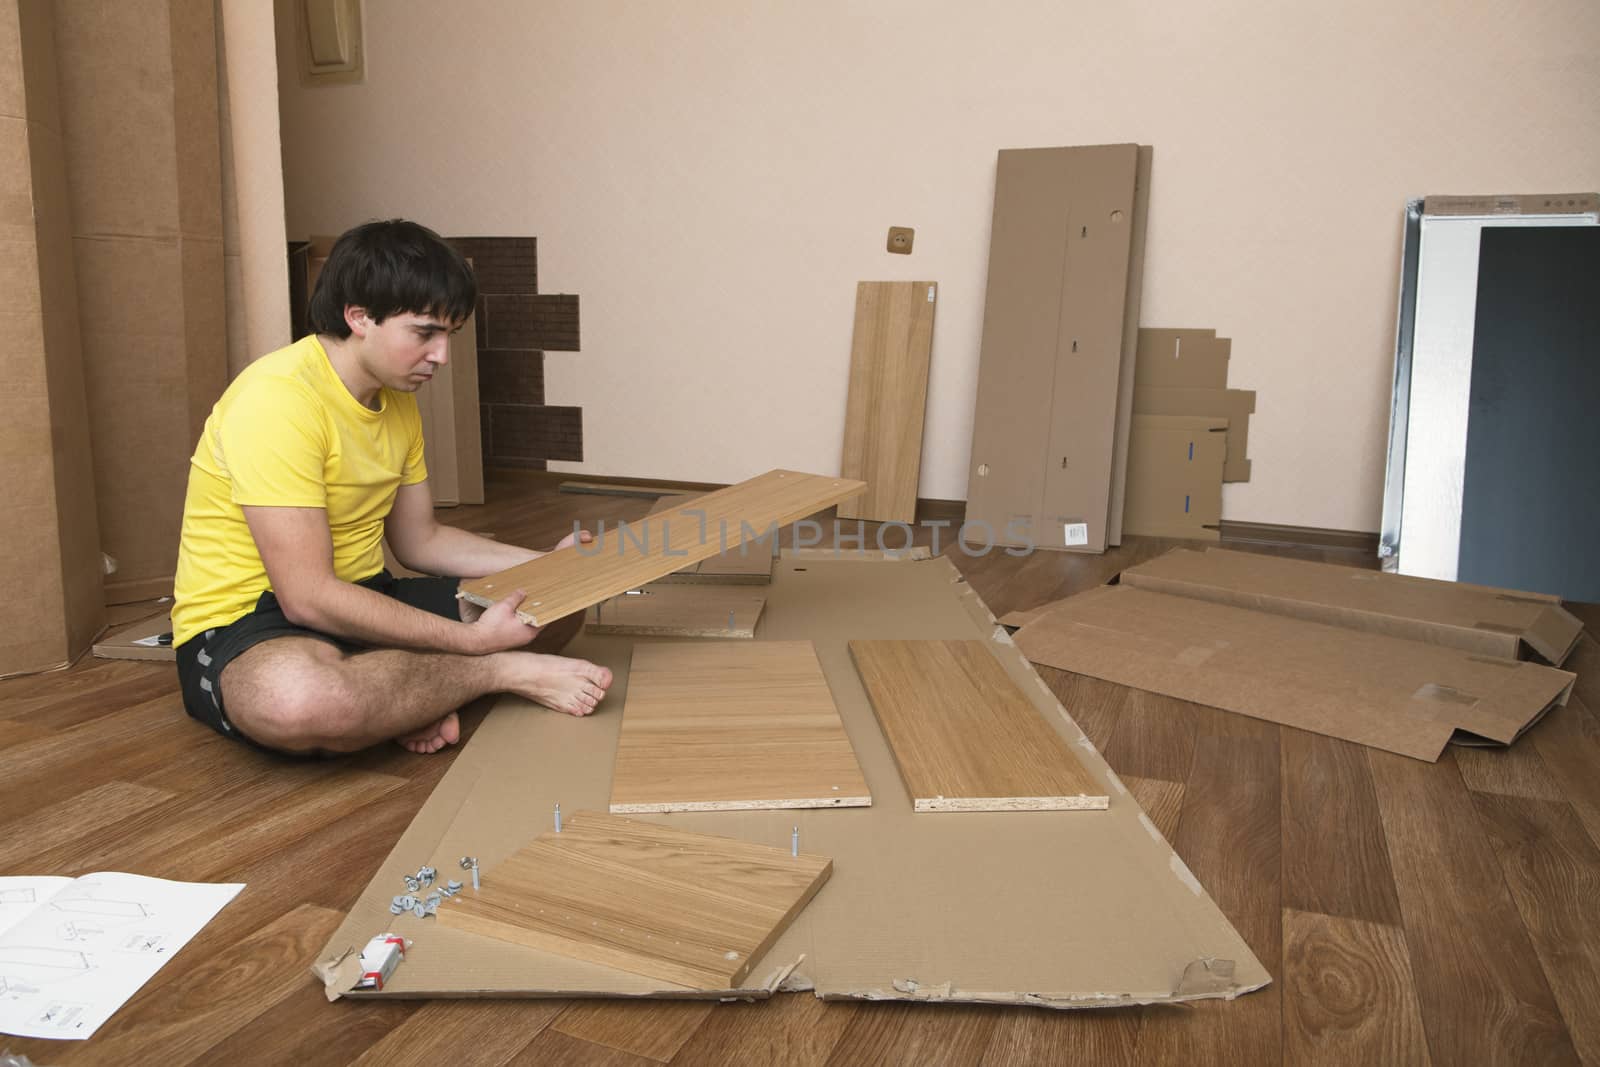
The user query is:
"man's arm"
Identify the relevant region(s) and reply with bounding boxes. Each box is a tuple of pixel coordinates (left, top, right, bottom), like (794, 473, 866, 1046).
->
(384, 481, 578, 578)
(243, 503, 537, 654)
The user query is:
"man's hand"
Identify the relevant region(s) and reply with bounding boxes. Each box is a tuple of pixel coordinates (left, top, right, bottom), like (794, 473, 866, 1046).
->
(466, 590, 544, 654)
(552, 529, 595, 552)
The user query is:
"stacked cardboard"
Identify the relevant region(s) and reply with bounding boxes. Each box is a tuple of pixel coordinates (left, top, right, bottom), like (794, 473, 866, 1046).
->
(1123, 329, 1256, 540)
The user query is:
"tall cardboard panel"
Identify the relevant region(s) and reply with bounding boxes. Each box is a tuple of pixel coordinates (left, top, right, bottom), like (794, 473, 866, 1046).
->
(965, 145, 1140, 553)
(53, 0, 227, 603)
(1, 0, 106, 675)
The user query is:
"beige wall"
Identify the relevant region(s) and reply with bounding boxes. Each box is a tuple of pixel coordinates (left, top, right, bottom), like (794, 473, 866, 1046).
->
(277, 0, 1600, 531)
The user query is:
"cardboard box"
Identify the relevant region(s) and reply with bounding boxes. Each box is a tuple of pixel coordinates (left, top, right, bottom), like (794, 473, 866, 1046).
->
(1106, 145, 1153, 546)
(1, 0, 106, 677)
(1135, 329, 1231, 389)
(1121, 548, 1585, 666)
(1120, 415, 1227, 540)
(315, 550, 1270, 1007)
(966, 144, 1142, 554)
(1132, 387, 1254, 482)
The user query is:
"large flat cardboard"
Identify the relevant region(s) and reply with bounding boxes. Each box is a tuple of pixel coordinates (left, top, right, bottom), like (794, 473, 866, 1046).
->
(316, 551, 1269, 1007)
(1135, 329, 1231, 389)
(1120, 548, 1585, 666)
(1013, 584, 1575, 762)
(1121, 415, 1227, 540)
(1106, 145, 1154, 547)
(2, 0, 106, 677)
(1132, 387, 1255, 483)
(966, 144, 1141, 554)
(837, 281, 938, 525)
(91, 616, 176, 663)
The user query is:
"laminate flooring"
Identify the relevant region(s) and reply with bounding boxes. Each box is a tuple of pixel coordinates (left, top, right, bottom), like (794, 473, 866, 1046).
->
(2, 468, 1596, 1064)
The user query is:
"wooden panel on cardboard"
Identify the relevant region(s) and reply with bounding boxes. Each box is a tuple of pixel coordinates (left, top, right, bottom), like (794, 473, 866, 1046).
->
(837, 281, 938, 524)
(1135, 329, 1231, 389)
(1119, 547, 1585, 666)
(609, 641, 870, 812)
(317, 552, 1270, 1006)
(1012, 584, 1576, 761)
(849, 640, 1107, 811)
(1122, 415, 1227, 540)
(1107, 144, 1154, 546)
(437, 812, 832, 988)
(965, 144, 1141, 555)
(1132, 387, 1254, 482)
(587, 585, 768, 639)
(458, 471, 858, 625)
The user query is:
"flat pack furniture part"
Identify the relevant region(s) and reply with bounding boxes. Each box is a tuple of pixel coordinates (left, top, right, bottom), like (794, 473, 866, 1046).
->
(437, 811, 832, 989)
(1379, 193, 1599, 580)
(849, 640, 1107, 811)
(458, 470, 863, 625)
(1105, 145, 1154, 548)
(317, 551, 1268, 1006)
(610, 641, 871, 813)
(837, 281, 939, 525)
(1134, 329, 1232, 390)
(1131, 387, 1254, 483)
(646, 493, 774, 585)
(415, 347, 460, 507)
(1011, 584, 1575, 762)
(90, 618, 176, 663)
(1119, 547, 1585, 666)
(1119, 415, 1227, 541)
(965, 143, 1141, 555)
(587, 585, 768, 640)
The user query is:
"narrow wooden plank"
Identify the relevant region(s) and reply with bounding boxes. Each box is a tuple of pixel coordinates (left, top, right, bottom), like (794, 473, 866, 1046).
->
(837, 280, 938, 525)
(1280, 731, 1404, 925)
(1529, 694, 1600, 847)
(552, 998, 714, 1062)
(511, 1030, 656, 1066)
(1136, 711, 1281, 1066)
(979, 1004, 1138, 1065)
(1282, 909, 1431, 1066)
(0, 718, 53, 751)
(1471, 792, 1600, 1065)
(587, 584, 767, 639)
(1368, 750, 1580, 1065)
(611, 642, 870, 813)
(849, 640, 1106, 811)
(824, 1003, 999, 1067)
(461, 470, 862, 624)
(0, 780, 174, 870)
(438, 812, 832, 989)
(645, 491, 775, 584)
(667, 993, 857, 1066)
(351, 1001, 569, 1066)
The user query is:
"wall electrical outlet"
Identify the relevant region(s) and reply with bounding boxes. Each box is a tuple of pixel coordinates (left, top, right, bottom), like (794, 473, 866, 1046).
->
(1063, 523, 1089, 547)
(887, 227, 914, 254)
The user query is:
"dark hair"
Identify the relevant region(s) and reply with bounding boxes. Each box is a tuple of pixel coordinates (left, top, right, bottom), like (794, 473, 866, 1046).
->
(307, 219, 476, 338)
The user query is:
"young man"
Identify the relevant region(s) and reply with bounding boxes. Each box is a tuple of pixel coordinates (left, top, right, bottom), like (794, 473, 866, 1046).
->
(172, 220, 611, 756)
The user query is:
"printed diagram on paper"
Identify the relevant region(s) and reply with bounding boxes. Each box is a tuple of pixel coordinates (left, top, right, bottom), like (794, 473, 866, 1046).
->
(0, 873, 242, 1041)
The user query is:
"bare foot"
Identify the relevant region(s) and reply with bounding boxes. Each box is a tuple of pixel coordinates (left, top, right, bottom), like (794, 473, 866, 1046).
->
(396, 710, 461, 754)
(494, 652, 613, 717)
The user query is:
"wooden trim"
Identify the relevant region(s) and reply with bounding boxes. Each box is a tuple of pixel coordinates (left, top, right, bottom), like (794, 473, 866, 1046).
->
(1219, 519, 1380, 556)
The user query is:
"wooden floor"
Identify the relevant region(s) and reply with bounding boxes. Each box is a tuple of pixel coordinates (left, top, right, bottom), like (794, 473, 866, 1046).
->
(3, 467, 1598, 1066)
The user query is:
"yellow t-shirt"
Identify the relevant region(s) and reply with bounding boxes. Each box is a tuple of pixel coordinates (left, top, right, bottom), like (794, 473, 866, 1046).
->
(171, 335, 428, 646)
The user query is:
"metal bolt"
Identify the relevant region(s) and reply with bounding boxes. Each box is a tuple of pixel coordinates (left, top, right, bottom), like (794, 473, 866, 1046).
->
(791, 826, 799, 857)
(555, 803, 562, 834)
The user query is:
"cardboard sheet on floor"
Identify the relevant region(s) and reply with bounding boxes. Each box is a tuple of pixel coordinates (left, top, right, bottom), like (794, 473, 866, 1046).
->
(314, 550, 1269, 1008)
(1120, 548, 1585, 666)
(90, 617, 176, 663)
(1012, 584, 1575, 762)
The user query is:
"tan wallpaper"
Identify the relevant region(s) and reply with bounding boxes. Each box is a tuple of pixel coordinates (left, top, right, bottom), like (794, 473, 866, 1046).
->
(275, 0, 1600, 531)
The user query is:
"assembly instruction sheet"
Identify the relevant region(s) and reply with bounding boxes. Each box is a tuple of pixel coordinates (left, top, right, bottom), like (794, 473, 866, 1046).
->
(0, 872, 242, 1040)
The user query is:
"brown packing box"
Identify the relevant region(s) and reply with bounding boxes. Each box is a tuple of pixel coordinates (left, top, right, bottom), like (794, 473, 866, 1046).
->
(1135, 329, 1231, 390)
(1132, 387, 1254, 482)
(314, 551, 1270, 1006)
(1013, 584, 1575, 763)
(1120, 548, 1585, 666)
(966, 144, 1142, 554)
(1121, 415, 1226, 540)
(2, 0, 106, 677)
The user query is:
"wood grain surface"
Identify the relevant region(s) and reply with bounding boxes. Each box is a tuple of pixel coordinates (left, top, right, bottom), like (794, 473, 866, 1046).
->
(459, 470, 856, 623)
(848, 640, 1107, 811)
(836, 281, 938, 525)
(437, 811, 832, 988)
(586, 584, 768, 639)
(610, 642, 871, 813)
(646, 492, 775, 585)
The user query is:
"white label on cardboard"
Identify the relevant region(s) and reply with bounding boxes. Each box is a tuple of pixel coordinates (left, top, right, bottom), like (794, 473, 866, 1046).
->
(1064, 524, 1089, 547)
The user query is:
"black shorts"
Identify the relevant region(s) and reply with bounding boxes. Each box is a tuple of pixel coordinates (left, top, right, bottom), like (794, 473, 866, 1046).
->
(175, 570, 462, 749)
